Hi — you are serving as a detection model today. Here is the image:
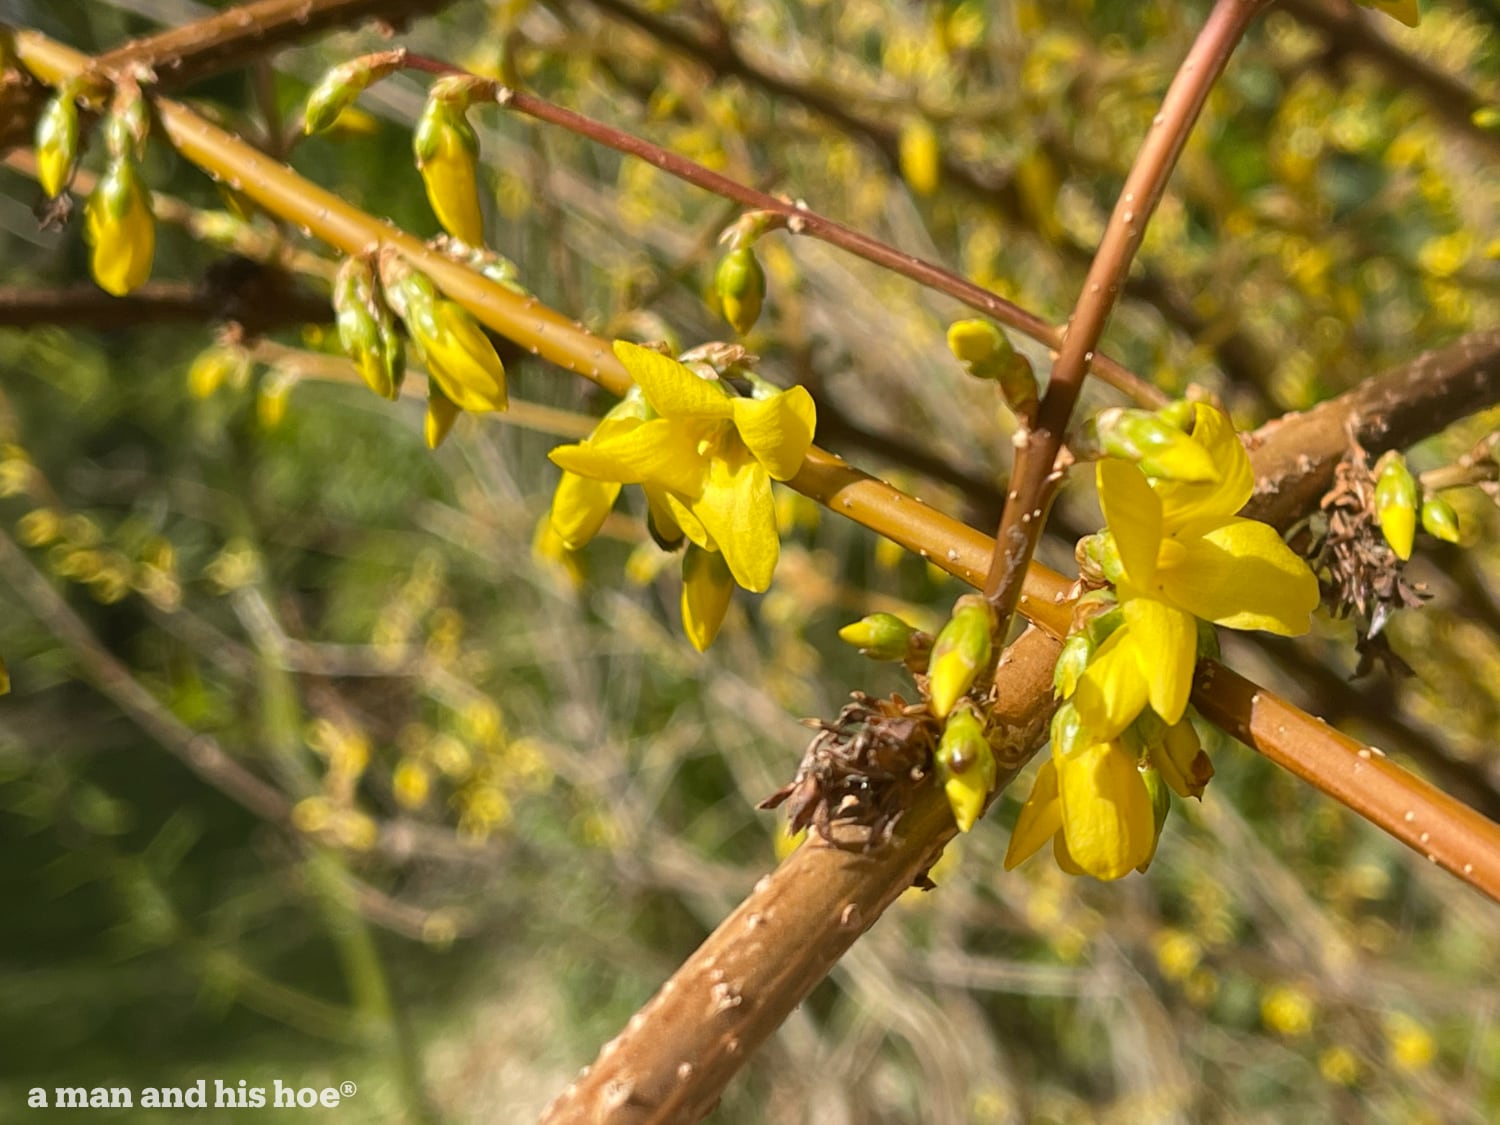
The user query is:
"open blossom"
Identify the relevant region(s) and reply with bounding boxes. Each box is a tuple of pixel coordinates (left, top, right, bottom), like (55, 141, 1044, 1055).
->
(548, 340, 815, 594)
(1005, 707, 1211, 880)
(1074, 403, 1320, 741)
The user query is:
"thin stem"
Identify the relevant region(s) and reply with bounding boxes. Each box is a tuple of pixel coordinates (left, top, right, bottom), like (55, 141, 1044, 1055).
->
(980, 0, 1268, 622)
(397, 52, 1165, 409)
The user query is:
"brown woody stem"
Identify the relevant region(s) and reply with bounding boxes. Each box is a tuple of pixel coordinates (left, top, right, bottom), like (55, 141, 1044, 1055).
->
(394, 52, 1164, 408)
(981, 0, 1268, 624)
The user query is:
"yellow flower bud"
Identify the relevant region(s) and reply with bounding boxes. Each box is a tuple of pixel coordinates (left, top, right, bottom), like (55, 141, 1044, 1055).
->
(414, 85, 484, 245)
(85, 156, 154, 296)
(393, 758, 432, 809)
(381, 253, 506, 414)
(838, 612, 917, 661)
(715, 245, 766, 336)
(681, 544, 734, 652)
(927, 594, 994, 719)
(35, 84, 80, 198)
(899, 116, 940, 197)
(935, 703, 995, 832)
(1420, 494, 1460, 544)
(187, 345, 248, 399)
(1373, 451, 1417, 561)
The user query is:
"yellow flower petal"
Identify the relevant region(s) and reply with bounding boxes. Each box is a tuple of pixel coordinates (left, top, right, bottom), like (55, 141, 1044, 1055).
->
(731, 387, 816, 481)
(681, 545, 735, 651)
(656, 489, 704, 549)
(1004, 758, 1062, 869)
(1163, 517, 1320, 634)
(1121, 592, 1198, 724)
(1057, 741, 1155, 881)
(1097, 459, 1162, 588)
(1072, 628, 1149, 744)
(690, 444, 777, 592)
(554, 418, 708, 496)
(612, 340, 733, 419)
(1153, 404, 1254, 527)
(549, 472, 622, 550)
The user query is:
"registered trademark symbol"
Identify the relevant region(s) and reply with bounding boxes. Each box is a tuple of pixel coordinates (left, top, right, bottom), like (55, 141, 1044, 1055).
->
(339, 1081, 357, 1098)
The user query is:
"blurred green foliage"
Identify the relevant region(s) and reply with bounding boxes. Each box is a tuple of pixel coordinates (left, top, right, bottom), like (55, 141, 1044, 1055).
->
(2, 0, 1500, 1122)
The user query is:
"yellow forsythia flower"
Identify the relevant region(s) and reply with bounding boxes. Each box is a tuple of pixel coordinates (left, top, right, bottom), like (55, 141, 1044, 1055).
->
(85, 156, 154, 296)
(549, 340, 815, 595)
(1074, 404, 1319, 741)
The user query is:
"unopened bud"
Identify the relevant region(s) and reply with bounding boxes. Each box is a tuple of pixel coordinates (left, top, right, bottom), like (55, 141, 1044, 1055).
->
(899, 116, 940, 197)
(304, 51, 406, 136)
(1085, 406, 1219, 483)
(35, 83, 81, 198)
(945, 319, 1038, 418)
(1373, 451, 1417, 561)
(334, 255, 405, 400)
(936, 704, 995, 832)
(1053, 630, 1093, 699)
(85, 155, 154, 296)
(838, 612, 917, 661)
(1153, 716, 1213, 799)
(927, 594, 993, 719)
(715, 246, 765, 336)
(1420, 494, 1460, 544)
(414, 81, 484, 245)
(187, 345, 249, 399)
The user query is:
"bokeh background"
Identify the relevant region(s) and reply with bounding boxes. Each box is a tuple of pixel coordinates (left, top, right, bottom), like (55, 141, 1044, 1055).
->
(2, 0, 1499, 1120)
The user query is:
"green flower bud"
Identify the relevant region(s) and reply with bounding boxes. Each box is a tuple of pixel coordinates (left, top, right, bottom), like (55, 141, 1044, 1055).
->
(715, 246, 765, 336)
(1420, 494, 1460, 544)
(0, 652, 8, 695)
(334, 255, 406, 400)
(1053, 630, 1093, 699)
(945, 319, 1039, 418)
(1049, 700, 1087, 759)
(935, 704, 995, 833)
(1085, 406, 1219, 483)
(838, 612, 917, 661)
(927, 593, 993, 719)
(304, 52, 406, 136)
(425, 381, 461, 449)
(1373, 451, 1418, 561)
(35, 83, 81, 198)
